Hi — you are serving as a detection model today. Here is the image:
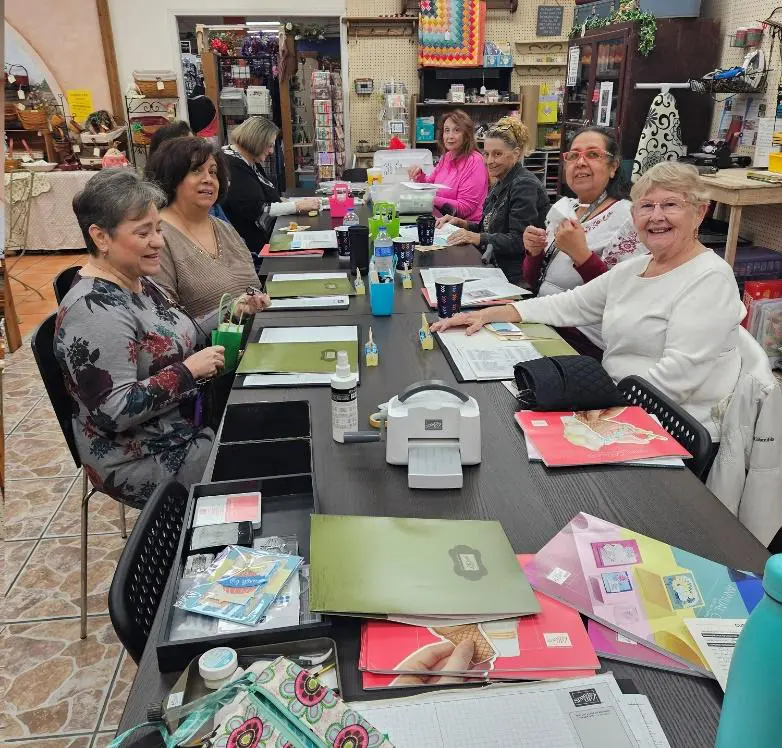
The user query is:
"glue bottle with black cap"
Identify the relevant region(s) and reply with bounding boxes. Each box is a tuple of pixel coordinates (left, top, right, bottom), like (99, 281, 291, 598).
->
(331, 350, 358, 443)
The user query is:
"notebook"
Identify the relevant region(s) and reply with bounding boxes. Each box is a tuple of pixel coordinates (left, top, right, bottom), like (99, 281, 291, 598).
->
(526, 513, 764, 676)
(515, 407, 692, 467)
(309, 515, 539, 618)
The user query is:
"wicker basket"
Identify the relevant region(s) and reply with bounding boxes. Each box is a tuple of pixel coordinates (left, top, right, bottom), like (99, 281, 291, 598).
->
(5, 158, 23, 172)
(133, 70, 178, 98)
(17, 108, 48, 131)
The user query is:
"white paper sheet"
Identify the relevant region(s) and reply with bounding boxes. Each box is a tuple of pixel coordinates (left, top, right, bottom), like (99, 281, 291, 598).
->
(267, 296, 350, 311)
(753, 117, 776, 168)
(398, 225, 420, 242)
(438, 328, 543, 381)
(683, 618, 745, 690)
(243, 373, 334, 387)
(433, 222, 461, 246)
(270, 272, 349, 282)
(258, 325, 358, 344)
(401, 181, 449, 190)
(420, 266, 508, 292)
(460, 278, 530, 303)
(619, 695, 671, 748)
(290, 230, 338, 249)
(350, 674, 646, 747)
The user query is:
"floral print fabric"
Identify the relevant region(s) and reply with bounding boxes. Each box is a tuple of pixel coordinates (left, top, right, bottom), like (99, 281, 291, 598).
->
(206, 657, 393, 748)
(54, 276, 213, 505)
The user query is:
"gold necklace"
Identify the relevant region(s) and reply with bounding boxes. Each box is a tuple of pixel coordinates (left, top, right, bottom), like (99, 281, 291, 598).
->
(169, 210, 220, 259)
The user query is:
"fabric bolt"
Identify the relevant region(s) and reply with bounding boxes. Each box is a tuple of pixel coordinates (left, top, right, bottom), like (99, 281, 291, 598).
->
(631, 92, 685, 183)
(523, 198, 647, 348)
(54, 276, 213, 505)
(157, 216, 260, 320)
(415, 150, 488, 222)
(513, 251, 745, 439)
(469, 161, 549, 284)
(418, 0, 486, 67)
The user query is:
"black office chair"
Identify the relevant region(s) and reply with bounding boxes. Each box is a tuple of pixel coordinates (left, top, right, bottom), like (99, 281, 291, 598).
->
(52, 265, 82, 303)
(109, 480, 188, 663)
(617, 375, 713, 480)
(341, 168, 368, 183)
(31, 313, 135, 639)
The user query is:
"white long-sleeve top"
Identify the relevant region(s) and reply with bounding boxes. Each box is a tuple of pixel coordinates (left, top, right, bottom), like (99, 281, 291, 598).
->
(513, 251, 745, 439)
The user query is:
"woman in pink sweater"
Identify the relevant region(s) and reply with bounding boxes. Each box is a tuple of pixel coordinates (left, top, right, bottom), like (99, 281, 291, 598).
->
(407, 109, 488, 223)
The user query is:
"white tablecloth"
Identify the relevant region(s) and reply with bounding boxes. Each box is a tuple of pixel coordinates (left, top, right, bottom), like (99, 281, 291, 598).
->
(24, 171, 97, 251)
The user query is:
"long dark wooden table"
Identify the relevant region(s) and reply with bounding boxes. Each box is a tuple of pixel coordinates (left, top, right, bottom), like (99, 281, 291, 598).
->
(117, 207, 769, 748)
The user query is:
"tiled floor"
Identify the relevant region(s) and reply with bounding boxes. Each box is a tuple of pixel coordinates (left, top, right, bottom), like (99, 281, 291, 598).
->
(3, 252, 140, 748)
(5, 252, 88, 339)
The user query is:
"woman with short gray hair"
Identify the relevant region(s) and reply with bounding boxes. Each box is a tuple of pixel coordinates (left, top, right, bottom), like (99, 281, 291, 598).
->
(54, 168, 224, 505)
(221, 116, 320, 268)
(433, 162, 744, 440)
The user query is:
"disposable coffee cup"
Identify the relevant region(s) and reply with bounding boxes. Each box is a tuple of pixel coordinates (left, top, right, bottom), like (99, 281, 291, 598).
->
(417, 214, 436, 246)
(336, 226, 350, 257)
(435, 276, 464, 318)
(392, 237, 416, 272)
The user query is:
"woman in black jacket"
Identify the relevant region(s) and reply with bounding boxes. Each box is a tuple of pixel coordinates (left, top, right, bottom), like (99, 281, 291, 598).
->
(221, 116, 319, 269)
(437, 117, 549, 284)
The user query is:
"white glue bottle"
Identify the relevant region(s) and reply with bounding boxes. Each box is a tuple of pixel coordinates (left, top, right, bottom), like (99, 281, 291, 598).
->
(331, 350, 358, 443)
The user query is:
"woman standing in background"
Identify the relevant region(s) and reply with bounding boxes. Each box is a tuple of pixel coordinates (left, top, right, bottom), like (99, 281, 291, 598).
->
(407, 109, 488, 223)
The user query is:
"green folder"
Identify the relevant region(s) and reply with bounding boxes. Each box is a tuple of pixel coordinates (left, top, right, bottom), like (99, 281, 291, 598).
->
(309, 514, 540, 617)
(266, 277, 356, 299)
(516, 324, 578, 357)
(268, 233, 294, 252)
(237, 341, 359, 375)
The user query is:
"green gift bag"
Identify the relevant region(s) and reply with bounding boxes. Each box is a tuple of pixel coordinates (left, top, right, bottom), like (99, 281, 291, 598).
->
(211, 294, 244, 372)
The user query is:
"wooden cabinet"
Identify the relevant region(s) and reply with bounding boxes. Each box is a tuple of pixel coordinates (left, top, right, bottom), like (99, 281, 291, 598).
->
(562, 20, 720, 167)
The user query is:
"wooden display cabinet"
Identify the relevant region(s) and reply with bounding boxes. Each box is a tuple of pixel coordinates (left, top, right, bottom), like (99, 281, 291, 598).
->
(562, 19, 720, 175)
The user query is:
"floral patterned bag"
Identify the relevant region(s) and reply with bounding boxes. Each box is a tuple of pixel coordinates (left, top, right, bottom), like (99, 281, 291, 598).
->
(110, 656, 394, 748)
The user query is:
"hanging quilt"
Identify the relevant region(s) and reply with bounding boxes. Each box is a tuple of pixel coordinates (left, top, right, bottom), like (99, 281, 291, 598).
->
(419, 0, 486, 68)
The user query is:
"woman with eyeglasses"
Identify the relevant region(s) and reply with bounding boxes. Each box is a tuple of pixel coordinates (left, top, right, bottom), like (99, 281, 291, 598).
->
(432, 162, 744, 440)
(522, 127, 647, 356)
(435, 117, 549, 284)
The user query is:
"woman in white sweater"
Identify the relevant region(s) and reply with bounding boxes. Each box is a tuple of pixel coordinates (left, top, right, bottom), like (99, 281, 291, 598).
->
(432, 162, 745, 439)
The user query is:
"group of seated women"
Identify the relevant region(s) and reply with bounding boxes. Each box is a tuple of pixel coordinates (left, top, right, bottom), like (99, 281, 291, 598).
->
(53, 108, 748, 507)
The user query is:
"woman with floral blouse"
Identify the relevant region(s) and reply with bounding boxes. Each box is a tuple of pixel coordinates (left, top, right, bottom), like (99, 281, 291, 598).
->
(55, 169, 225, 505)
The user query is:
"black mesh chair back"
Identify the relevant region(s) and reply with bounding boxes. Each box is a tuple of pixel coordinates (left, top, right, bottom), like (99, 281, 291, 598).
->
(617, 375, 712, 479)
(341, 168, 368, 183)
(53, 265, 82, 303)
(31, 313, 81, 467)
(109, 480, 188, 663)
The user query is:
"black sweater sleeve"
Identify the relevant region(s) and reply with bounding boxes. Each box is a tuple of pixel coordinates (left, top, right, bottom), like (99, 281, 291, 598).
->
(224, 159, 267, 216)
(480, 178, 547, 260)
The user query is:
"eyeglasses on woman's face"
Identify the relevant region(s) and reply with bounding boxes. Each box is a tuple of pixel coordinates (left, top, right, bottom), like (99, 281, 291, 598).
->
(562, 148, 612, 162)
(632, 198, 693, 217)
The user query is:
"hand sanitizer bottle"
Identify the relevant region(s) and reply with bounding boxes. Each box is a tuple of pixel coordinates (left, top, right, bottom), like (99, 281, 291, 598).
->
(330, 350, 358, 443)
(716, 555, 782, 747)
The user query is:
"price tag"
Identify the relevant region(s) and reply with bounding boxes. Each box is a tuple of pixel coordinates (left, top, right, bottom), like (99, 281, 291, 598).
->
(73, 144, 81, 153)
(93, 147, 101, 158)
(156, 80, 165, 91)
(17, 88, 25, 100)
(7, 74, 16, 84)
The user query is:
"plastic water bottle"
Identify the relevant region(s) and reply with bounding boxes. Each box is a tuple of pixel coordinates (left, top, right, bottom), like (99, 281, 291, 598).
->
(343, 207, 359, 228)
(716, 555, 782, 747)
(373, 225, 394, 277)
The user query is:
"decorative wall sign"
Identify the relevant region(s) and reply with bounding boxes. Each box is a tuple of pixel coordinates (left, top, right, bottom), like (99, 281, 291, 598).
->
(537, 6, 564, 37)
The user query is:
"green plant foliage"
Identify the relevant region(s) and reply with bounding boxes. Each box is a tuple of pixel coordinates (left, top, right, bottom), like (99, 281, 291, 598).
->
(569, 8, 657, 56)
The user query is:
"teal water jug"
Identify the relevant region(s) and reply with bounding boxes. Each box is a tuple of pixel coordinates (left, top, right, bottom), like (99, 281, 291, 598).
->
(716, 554, 782, 747)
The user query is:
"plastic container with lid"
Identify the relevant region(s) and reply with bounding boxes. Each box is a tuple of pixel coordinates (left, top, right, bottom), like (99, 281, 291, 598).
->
(199, 647, 240, 690)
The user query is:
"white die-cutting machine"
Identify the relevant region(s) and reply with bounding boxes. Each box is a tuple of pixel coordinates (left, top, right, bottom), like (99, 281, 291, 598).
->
(385, 380, 481, 489)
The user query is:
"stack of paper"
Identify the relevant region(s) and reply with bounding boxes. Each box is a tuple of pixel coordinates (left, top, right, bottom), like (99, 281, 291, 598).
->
(525, 512, 763, 683)
(514, 408, 691, 467)
(289, 230, 338, 249)
(349, 673, 672, 747)
(265, 272, 353, 311)
(238, 325, 359, 387)
(396, 222, 464, 247)
(359, 554, 599, 690)
(419, 267, 530, 308)
(310, 515, 540, 620)
(436, 325, 576, 382)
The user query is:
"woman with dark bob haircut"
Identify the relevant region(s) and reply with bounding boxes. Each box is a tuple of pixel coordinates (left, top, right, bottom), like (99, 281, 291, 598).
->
(145, 137, 269, 325)
(54, 168, 225, 505)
